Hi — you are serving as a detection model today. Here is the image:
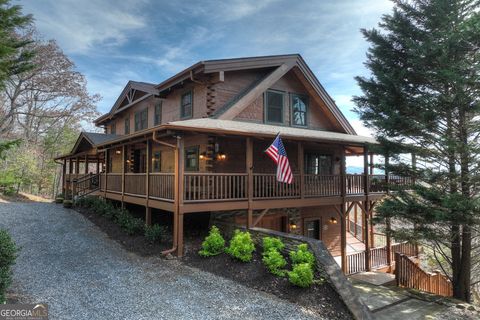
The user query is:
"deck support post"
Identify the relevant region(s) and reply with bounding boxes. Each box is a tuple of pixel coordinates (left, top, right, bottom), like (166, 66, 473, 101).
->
(84, 155, 88, 174)
(385, 153, 393, 270)
(96, 157, 100, 174)
(62, 159, 66, 195)
(340, 147, 347, 273)
(121, 145, 126, 208)
(246, 137, 253, 228)
(75, 157, 80, 174)
(104, 150, 108, 198)
(145, 140, 151, 226)
(363, 145, 371, 271)
(174, 137, 185, 257)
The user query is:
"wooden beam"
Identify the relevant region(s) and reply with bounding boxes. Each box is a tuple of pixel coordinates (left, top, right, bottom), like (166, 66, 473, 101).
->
(252, 208, 270, 227)
(175, 137, 185, 257)
(340, 204, 347, 273)
(298, 142, 305, 199)
(218, 63, 295, 120)
(246, 137, 253, 228)
(145, 139, 151, 226)
(121, 145, 126, 207)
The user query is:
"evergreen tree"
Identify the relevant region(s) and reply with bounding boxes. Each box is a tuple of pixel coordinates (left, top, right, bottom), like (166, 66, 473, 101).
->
(354, 0, 480, 301)
(0, 0, 34, 88)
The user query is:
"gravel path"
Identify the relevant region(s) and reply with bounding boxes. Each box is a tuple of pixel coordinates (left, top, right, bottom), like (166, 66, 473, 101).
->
(0, 202, 323, 320)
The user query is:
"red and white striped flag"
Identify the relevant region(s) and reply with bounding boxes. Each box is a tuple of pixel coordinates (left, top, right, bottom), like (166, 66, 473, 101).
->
(265, 133, 293, 184)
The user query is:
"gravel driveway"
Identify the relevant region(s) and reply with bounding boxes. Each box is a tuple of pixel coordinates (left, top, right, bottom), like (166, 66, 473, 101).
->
(0, 202, 323, 320)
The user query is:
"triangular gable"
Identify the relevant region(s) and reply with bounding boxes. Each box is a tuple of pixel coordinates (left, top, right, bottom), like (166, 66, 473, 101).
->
(70, 133, 95, 155)
(95, 81, 157, 125)
(212, 55, 356, 135)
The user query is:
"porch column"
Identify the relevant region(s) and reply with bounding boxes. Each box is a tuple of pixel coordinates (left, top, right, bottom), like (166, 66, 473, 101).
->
(411, 152, 419, 256)
(96, 157, 100, 174)
(84, 155, 88, 174)
(121, 145, 126, 207)
(104, 149, 108, 197)
(340, 148, 347, 273)
(175, 137, 185, 257)
(62, 159, 67, 195)
(145, 140, 152, 226)
(246, 137, 253, 228)
(75, 157, 80, 174)
(385, 153, 393, 269)
(363, 146, 371, 271)
(369, 153, 374, 175)
(298, 142, 304, 199)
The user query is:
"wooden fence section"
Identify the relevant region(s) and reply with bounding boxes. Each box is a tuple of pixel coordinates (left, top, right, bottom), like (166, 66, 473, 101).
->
(149, 173, 174, 200)
(395, 253, 453, 297)
(124, 174, 146, 196)
(346, 242, 418, 275)
(253, 174, 301, 199)
(184, 173, 248, 201)
(346, 175, 365, 194)
(106, 174, 122, 193)
(305, 174, 341, 196)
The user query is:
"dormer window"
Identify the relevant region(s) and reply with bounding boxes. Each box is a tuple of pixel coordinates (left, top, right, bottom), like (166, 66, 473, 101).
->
(181, 91, 193, 119)
(291, 94, 308, 127)
(265, 90, 284, 124)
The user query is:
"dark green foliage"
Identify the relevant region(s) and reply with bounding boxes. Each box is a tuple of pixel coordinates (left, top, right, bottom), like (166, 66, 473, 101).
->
(0, 229, 18, 303)
(353, 0, 480, 302)
(116, 211, 144, 236)
(0, 0, 34, 89)
(226, 230, 255, 262)
(0, 140, 21, 160)
(262, 236, 285, 253)
(289, 244, 315, 268)
(288, 263, 314, 288)
(199, 226, 225, 257)
(144, 224, 166, 244)
(262, 248, 287, 276)
(63, 199, 73, 208)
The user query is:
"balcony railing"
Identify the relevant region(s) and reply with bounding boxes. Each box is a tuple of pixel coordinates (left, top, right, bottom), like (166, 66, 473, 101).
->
(90, 173, 412, 203)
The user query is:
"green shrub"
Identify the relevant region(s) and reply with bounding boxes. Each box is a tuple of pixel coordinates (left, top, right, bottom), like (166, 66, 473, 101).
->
(262, 236, 285, 254)
(0, 229, 18, 303)
(199, 226, 225, 257)
(63, 199, 73, 208)
(290, 243, 315, 267)
(262, 248, 287, 276)
(116, 211, 144, 235)
(55, 197, 64, 204)
(288, 263, 314, 288)
(226, 230, 255, 262)
(145, 224, 165, 244)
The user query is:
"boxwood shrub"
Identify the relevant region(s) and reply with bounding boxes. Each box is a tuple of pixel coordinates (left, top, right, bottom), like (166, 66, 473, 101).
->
(199, 226, 225, 257)
(288, 263, 314, 288)
(226, 230, 255, 262)
(262, 248, 287, 276)
(262, 236, 285, 253)
(289, 243, 315, 268)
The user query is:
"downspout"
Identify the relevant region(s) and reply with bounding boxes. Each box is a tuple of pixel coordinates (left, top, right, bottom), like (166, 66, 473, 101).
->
(153, 131, 179, 256)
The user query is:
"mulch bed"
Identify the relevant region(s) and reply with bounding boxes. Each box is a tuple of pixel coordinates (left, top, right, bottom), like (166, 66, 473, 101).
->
(183, 239, 353, 320)
(75, 207, 171, 256)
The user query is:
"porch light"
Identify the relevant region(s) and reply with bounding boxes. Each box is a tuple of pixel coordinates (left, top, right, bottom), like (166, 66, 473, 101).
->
(330, 217, 338, 224)
(115, 150, 121, 155)
(216, 152, 226, 161)
(289, 221, 297, 230)
(199, 152, 207, 160)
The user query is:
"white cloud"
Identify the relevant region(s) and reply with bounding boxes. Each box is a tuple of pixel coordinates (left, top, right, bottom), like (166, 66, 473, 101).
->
(24, 0, 149, 54)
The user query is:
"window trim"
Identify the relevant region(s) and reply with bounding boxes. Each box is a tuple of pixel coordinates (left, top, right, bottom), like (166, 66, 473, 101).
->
(290, 93, 308, 127)
(152, 151, 161, 173)
(304, 152, 333, 175)
(184, 145, 199, 172)
(264, 89, 285, 124)
(154, 101, 162, 126)
(180, 90, 193, 119)
(110, 122, 116, 135)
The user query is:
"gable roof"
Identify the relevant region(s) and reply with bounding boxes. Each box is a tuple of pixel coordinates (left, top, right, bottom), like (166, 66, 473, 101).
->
(55, 132, 118, 159)
(95, 81, 157, 125)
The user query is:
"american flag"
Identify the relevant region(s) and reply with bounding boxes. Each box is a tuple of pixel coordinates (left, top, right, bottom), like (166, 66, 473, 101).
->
(265, 133, 293, 184)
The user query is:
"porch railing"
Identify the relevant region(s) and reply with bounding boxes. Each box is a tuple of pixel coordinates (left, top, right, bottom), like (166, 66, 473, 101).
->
(95, 172, 411, 202)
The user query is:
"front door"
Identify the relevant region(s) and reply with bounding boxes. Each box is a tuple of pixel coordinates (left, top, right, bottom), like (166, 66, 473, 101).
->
(304, 219, 321, 240)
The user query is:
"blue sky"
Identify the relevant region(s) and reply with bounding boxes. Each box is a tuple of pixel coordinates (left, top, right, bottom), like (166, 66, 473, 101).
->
(19, 0, 394, 138)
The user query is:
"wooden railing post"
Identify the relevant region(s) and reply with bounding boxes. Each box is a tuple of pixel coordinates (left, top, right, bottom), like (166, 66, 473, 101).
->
(145, 140, 151, 226)
(298, 142, 304, 199)
(246, 137, 253, 228)
(104, 149, 108, 197)
(363, 146, 371, 271)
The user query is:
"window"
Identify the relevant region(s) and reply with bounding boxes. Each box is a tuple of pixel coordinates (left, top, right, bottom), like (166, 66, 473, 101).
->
(152, 151, 161, 172)
(291, 94, 308, 127)
(134, 109, 148, 131)
(265, 90, 284, 124)
(124, 117, 130, 134)
(180, 91, 193, 119)
(305, 153, 333, 175)
(110, 122, 116, 135)
(154, 101, 162, 125)
(185, 146, 199, 171)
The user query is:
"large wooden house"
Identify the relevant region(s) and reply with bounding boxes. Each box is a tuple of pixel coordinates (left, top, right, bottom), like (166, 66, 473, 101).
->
(57, 54, 414, 274)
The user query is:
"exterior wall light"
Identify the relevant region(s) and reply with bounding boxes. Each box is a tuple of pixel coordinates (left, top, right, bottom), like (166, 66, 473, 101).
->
(216, 152, 226, 161)
(115, 150, 121, 155)
(199, 152, 207, 160)
(289, 221, 298, 230)
(330, 217, 338, 224)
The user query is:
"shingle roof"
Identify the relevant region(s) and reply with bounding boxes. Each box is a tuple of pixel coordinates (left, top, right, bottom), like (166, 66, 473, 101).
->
(164, 119, 377, 145)
(83, 132, 118, 146)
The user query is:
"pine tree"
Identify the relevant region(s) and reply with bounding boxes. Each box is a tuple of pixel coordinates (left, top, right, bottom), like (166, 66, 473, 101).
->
(354, 0, 480, 302)
(0, 0, 34, 88)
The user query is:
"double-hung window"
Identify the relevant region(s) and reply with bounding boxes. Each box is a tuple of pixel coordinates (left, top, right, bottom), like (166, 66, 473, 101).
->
(110, 123, 116, 135)
(124, 117, 130, 134)
(291, 94, 308, 127)
(185, 146, 199, 171)
(305, 153, 333, 175)
(265, 90, 284, 124)
(181, 91, 193, 119)
(154, 101, 162, 125)
(134, 109, 148, 131)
